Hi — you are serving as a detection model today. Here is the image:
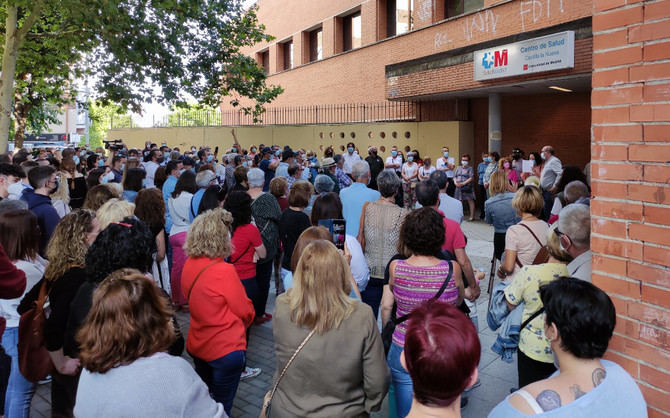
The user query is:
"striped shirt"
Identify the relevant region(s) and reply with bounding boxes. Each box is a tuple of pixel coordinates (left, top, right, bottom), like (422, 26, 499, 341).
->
(392, 259, 458, 347)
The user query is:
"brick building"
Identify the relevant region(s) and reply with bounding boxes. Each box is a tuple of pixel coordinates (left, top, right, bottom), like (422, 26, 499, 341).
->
(226, 1, 670, 417)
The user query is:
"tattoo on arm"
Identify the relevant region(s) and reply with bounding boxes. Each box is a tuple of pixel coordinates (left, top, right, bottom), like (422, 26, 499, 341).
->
(592, 368, 606, 387)
(536, 390, 562, 411)
(570, 384, 586, 399)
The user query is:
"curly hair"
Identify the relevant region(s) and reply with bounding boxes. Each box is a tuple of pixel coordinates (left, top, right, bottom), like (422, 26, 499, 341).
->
(50, 171, 70, 205)
(83, 184, 120, 211)
(45, 209, 97, 280)
(269, 176, 288, 198)
(223, 191, 252, 233)
(77, 269, 176, 373)
(96, 199, 136, 230)
(401, 207, 445, 256)
(134, 188, 166, 230)
(84, 217, 155, 284)
(184, 208, 233, 259)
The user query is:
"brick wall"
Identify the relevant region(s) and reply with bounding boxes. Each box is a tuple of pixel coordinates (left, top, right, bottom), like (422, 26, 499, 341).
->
(591, 0, 670, 416)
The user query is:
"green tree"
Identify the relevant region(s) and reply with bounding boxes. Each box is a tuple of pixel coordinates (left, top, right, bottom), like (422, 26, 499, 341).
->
(0, 0, 282, 152)
(88, 102, 133, 149)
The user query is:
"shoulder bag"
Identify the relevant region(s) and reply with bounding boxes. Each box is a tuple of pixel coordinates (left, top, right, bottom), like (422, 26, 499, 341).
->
(515, 223, 550, 268)
(381, 261, 453, 355)
(187, 259, 224, 301)
(259, 328, 316, 418)
(18, 280, 54, 383)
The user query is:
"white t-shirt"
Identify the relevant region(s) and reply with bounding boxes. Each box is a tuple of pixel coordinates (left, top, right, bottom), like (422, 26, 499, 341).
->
(0, 257, 47, 327)
(342, 152, 362, 174)
(436, 157, 456, 178)
(402, 162, 419, 183)
(418, 165, 436, 180)
(385, 155, 403, 172)
(346, 235, 370, 292)
(143, 161, 160, 188)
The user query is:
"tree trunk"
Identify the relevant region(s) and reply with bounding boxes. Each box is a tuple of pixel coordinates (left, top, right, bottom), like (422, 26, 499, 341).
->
(0, 6, 20, 153)
(13, 101, 29, 150)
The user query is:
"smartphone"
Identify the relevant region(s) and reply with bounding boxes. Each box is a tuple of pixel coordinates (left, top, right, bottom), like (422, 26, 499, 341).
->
(215, 146, 219, 155)
(318, 219, 346, 250)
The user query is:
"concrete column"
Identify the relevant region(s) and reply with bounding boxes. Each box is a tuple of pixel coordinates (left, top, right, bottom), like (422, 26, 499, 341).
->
(488, 93, 502, 153)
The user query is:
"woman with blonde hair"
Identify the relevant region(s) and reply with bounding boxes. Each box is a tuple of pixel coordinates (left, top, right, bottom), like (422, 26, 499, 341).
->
(82, 184, 120, 212)
(504, 224, 571, 387)
(74, 269, 225, 417)
(60, 157, 87, 209)
(51, 170, 72, 218)
(485, 170, 520, 261)
(96, 198, 135, 230)
(270, 240, 389, 417)
(181, 208, 254, 416)
(18, 209, 101, 417)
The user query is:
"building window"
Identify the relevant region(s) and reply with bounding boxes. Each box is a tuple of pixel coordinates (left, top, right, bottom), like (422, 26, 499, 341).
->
(446, 0, 484, 18)
(343, 12, 362, 52)
(258, 50, 270, 74)
(283, 41, 293, 70)
(309, 27, 323, 62)
(386, 0, 413, 38)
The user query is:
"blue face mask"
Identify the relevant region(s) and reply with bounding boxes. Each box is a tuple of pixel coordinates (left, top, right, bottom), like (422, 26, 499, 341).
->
(179, 169, 185, 175)
(391, 151, 398, 157)
(207, 155, 214, 162)
(485, 157, 492, 163)
(73, 156, 80, 165)
(251, 148, 257, 153)
(242, 161, 248, 167)
(232, 147, 237, 153)
(443, 152, 449, 158)
(275, 150, 281, 157)
(348, 147, 354, 153)
(98, 159, 105, 167)
(408, 156, 414, 162)
(120, 163, 125, 171)
(141, 179, 146, 188)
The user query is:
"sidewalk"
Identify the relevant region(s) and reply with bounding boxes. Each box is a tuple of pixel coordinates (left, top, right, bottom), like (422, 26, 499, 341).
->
(30, 220, 516, 418)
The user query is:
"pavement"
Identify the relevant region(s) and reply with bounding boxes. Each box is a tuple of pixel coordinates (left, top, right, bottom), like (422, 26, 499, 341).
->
(30, 218, 517, 418)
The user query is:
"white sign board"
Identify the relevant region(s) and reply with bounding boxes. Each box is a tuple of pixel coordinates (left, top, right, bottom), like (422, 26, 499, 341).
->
(522, 159, 534, 173)
(474, 31, 575, 81)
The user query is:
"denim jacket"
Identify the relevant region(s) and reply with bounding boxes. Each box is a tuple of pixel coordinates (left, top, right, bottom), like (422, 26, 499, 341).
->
(487, 281, 524, 363)
(485, 192, 520, 233)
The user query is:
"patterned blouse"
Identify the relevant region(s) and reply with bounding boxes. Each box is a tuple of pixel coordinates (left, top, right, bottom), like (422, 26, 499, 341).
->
(363, 201, 408, 279)
(392, 259, 459, 347)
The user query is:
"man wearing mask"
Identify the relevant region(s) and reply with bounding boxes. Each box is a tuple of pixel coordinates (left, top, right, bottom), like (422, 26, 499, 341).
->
(365, 147, 384, 190)
(539, 145, 563, 220)
(195, 149, 212, 171)
(436, 146, 456, 197)
(557, 204, 592, 282)
(110, 154, 126, 183)
(20, 166, 60, 256)
(342, 142, 361, 176)
(259, 147, 279, 192)
(0, 163, 23, 200)
(143, 149, 162, 188)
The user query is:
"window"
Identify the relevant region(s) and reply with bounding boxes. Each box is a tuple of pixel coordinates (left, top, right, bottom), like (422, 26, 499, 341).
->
(309, 27, 322, 62)
(343, 12, 362, 51)
(283, 41, 293, 70)
(386, 0, 413, 38)
(257, 50, 269, 74)
(446, 0, 484, 18)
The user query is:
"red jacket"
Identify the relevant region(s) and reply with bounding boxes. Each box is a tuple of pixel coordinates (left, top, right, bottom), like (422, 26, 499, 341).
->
(0, 243, 27, 337)
(181, 257, 254, 361)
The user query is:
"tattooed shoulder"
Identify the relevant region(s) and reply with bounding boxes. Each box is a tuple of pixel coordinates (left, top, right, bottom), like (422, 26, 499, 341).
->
(570, 384, 586, 399)
(536, 390, 562, 411)
(592, 368, 606, 387)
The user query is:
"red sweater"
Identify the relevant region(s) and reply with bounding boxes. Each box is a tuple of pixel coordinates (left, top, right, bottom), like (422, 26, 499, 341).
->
(181, 257, 254, 361)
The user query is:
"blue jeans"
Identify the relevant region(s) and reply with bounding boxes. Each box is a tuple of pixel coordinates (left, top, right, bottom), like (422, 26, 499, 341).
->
(388, 343, 412, 418)
(1, 327, 36, 418)
(192, 350, 245, 417)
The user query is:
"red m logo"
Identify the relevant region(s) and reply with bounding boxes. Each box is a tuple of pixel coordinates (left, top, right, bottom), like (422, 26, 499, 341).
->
(494, 49, 508, 67)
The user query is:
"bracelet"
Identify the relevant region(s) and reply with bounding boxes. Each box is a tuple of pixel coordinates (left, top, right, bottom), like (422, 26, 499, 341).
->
(497, 266, 508, 277)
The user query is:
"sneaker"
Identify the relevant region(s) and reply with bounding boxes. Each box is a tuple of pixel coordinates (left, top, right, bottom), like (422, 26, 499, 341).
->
(38, 376, 52, 385)
(464, 377, 481, 393)
(240, 367, 261, 380)
(254, 313, 273, 325)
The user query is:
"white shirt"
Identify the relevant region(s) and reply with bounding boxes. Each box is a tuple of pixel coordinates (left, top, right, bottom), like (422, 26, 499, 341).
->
(540, 155, 563, 190)
(567, 250, 592, 282)
(0, 257, 47, 327)
(346, 235, 370, 292)
(385, 155, 403, 172)
(418, 165, 436, 180)
(436, 157, 456, 178)
(342, 152, 362, 174)
(168, 192, 194, 236)
(415, 192, 464, 224)
(401, 162, 419, 183)
(143, 161, 160, 188)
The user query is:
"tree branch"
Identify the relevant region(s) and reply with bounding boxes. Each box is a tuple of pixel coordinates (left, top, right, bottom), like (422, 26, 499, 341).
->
(16, 0, 46, 44)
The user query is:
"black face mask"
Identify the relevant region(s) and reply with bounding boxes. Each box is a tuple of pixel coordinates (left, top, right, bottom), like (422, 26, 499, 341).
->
(157, 157, 165, 164)
(512, 154, 520, 161)
(50, 180, 59, 194)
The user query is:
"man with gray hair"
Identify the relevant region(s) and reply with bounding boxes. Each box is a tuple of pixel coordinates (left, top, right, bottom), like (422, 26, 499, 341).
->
(557, 204, 591, 282)
(340, 161, 381, 236)
(189, 170, 217, 221)
(564, 180, 590, 206)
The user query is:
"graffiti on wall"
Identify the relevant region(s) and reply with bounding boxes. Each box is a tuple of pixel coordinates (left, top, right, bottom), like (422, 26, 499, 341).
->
(520, 0, 565, 31)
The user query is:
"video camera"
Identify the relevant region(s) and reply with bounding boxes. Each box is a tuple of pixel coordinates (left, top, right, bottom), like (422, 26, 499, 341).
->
(103, 139, 124, 151)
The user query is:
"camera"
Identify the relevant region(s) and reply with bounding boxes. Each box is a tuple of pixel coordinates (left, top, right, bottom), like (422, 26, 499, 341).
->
(103, 139, 124, 151)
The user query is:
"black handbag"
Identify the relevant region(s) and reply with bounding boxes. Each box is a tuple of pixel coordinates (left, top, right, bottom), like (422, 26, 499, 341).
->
(382, 261, 453, 355)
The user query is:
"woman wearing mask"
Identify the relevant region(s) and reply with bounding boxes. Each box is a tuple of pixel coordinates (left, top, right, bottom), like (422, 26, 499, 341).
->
(168, 170, 198, 311)
(270, 240, 389, 417)
(60, 157, 87, 209)
(52, 171, 72, 218)
(18, 210, 101, 417)
(477, 153, 489, 220)
(500, 157, 520, 191)
(454, 154, 476, 221)
(400, 152, 418, 209)
(0, 210, 45, 417)
(436, 147, 456, 197)
(483, 152, 500, 197)
(182, 209, 255, 416)
(417, 157, 435, 181)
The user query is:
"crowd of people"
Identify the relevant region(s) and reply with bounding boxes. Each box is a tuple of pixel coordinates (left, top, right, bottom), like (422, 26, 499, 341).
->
(0, 140, 647, 418)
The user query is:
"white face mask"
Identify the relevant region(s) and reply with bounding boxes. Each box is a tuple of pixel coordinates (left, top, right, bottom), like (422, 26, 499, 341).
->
(461, 160, 468, 166)
(7, 181, 24, 198)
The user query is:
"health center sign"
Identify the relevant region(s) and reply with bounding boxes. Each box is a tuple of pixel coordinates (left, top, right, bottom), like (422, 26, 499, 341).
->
(474, 31, 575, 81)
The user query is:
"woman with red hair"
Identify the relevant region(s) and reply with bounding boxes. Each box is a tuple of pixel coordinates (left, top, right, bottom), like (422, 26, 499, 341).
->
(402, 300, 480, 418)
